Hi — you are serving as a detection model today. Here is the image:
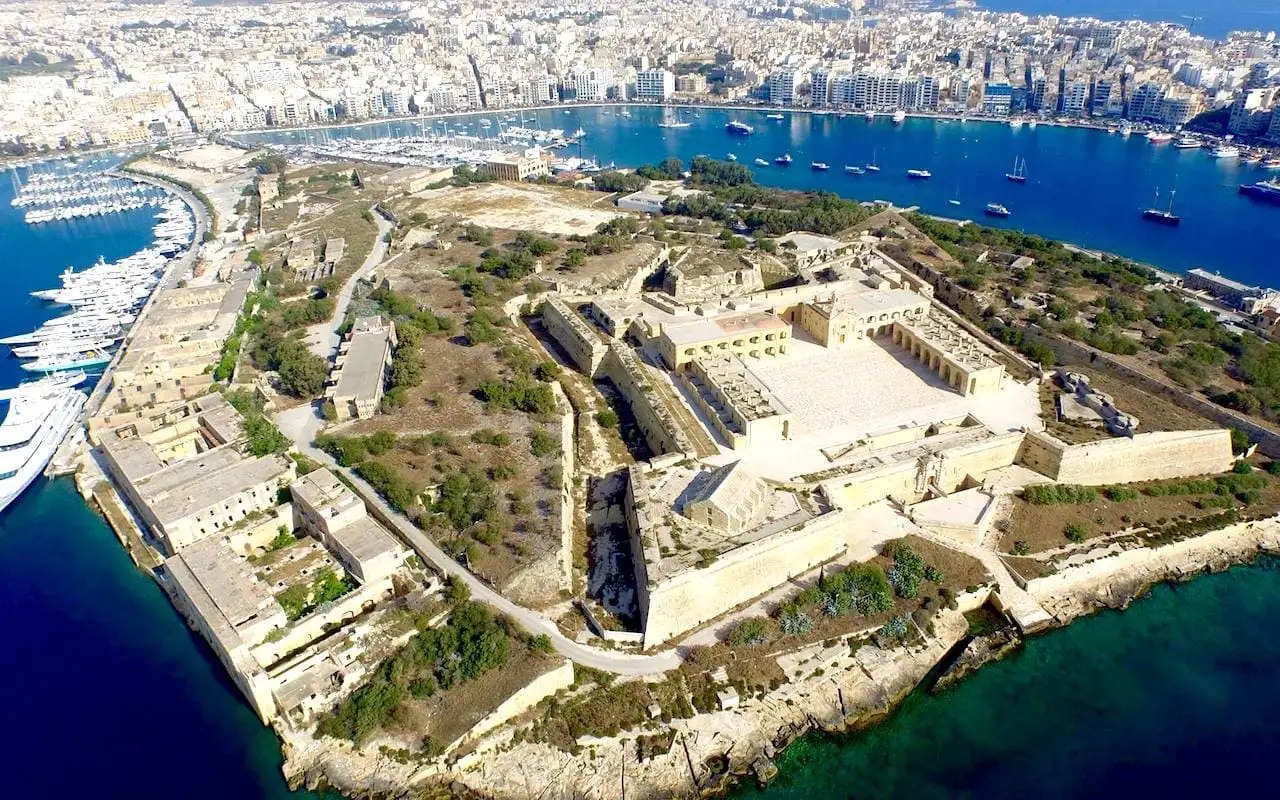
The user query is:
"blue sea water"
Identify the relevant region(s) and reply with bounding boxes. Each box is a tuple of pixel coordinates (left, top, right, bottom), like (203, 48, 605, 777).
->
(4, 102, 1280, 799)
(976, 0, 1279, 40)
(730, 557, 1280, 800)
(233, 106, 1280, 287)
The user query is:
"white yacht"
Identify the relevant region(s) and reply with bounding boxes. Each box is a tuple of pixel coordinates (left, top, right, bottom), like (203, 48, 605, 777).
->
(0, 376, 88, 515)
(1210, 145, 1241, 158)
(21, 349, 112, 373)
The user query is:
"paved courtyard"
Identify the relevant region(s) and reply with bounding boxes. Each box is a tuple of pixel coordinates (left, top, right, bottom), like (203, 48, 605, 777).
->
(715, 336, 1043, 480)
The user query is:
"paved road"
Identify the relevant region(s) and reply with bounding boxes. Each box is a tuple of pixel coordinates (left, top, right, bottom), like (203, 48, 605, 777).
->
(305, 207, 394, 359)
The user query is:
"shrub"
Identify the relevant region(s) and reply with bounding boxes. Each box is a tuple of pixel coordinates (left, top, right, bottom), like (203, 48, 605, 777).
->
(1104, 486, 1140, 502)
(777, 606, 813, 636)
(1011, 540, 1030, 556)
(1064, 522, 1088, 543)
(1024, 484, 1098, 505)
(476, 379, 556, 415)
(728, 617, 771, 646)
(530, 428, 560, 457)
(595, 408, 620, 428)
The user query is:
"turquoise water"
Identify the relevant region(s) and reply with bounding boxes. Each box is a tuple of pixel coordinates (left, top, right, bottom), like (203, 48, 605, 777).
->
(232, 106, 1280, 285)
(731, 557, 1280, 799)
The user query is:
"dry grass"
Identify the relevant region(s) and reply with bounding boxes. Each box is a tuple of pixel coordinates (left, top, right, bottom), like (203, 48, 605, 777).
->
(405, 183, 624, 236)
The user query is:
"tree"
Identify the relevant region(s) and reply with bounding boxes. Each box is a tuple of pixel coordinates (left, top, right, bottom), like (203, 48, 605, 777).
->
(243, 415, 289, 456)
(444, 575, 471, 606)
(274, 340, 327, 397)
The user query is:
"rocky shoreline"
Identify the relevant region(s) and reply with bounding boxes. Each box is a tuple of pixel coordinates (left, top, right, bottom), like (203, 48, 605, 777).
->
(291, 517, 1280, 800)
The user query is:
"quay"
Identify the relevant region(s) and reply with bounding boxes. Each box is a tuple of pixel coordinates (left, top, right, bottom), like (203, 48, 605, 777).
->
(45, 168, 210, 475)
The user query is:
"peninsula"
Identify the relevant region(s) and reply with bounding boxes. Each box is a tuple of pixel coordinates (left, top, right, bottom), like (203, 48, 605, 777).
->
(47, 138, 1280, 800)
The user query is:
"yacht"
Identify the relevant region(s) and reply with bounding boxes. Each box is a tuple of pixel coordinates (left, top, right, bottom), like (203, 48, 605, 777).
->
(1173, 137, 1200, 149)
(657, 109, 691, 129)
(1210, 145, 1240, 159)
(0, 376, 88, 515)
(1263, 159, 1280, 171)
(864, 111, 876, 121)
(866, 148, 880, 172)
(984, 203, 1011, 218)
(1239, 179, 1280, 204)
(766, 113, 785, 120)
(753, 158, 770, 167)
(845, 165, 866, 175)
(21, 349, 112, 373)
(1147, 131, 1174, 143)
(726, 120, 754, 136)
(906, 168, 932, 179)
(775, 153, 793, 165)
(811, 161, 830, 171)
(893, 110, 907, 124)
(12, 336, 117, 358)
(1009, 119, 1024, 129)
(1142, 188, 1180, 226)
(726, 153, 737, 161)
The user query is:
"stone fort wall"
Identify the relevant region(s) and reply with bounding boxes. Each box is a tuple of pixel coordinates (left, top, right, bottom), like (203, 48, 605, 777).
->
(636, 510, 849, 647)
(1019, 429, 1234, 485)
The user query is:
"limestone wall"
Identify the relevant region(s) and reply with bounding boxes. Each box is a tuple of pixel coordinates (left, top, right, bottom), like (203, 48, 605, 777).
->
(451, 660, 576, 751)
(639, 511, 848, 646)
(541, 296, 606, 376)
(600, 344, 699, 459)
(821, 460, 920, 509)
(1019, 429, 1234, 484)
(554, 382, 575, 593)
(935, 431, 1025, 490)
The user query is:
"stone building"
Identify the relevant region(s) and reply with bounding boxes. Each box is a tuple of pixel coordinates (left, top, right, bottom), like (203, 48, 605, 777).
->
(326, 316, 397, 421)
(662, 250, 764, 302)
(290, 469, 408, 584)
(484, 151, 552, 181)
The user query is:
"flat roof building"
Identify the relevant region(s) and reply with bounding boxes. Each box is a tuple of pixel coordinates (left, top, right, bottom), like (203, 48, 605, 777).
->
(290, 469, 407, 584)
(326, 316, 396, 421)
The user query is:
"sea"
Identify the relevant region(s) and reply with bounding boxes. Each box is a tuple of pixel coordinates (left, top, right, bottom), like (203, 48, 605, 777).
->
(232, 105, 1280, 287)
(4, 107, 1280, 799)
(975, 0, 1279, 41)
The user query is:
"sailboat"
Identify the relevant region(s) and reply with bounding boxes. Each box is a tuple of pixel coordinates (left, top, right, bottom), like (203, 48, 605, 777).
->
(1142, 187, 1180, 226)
(657, 107, 691, 129)
(1006, 156, 1028, 183)
(865, 147, 881, 172)
(949, 184, 961, 206)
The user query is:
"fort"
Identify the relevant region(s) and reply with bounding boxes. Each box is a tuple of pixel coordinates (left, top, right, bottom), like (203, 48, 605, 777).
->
(544, 234, 1238, 649)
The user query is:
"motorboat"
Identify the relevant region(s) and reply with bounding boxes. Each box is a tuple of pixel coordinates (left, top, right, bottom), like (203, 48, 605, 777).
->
(1147, 131, 1174, 143)
(811, 162, 829, 171)
(844, 165, 866, 175)
(1210, 145, 1240, 159)
(766, 113, 785, 120)
(753, 158, 769, 167)
(984, 203, 1011, 218)
(726, 120, 754, 135)
(775, 153, 793, 165)
(893, 110, 906, 124)
(906, 169, 931, 179)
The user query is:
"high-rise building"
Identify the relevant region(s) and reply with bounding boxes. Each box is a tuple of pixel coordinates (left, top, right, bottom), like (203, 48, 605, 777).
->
(769, 69, 797, 105)
(1090, 78, 1114, 115)
(1126, 82, 1164, 121)
(675, 74, 707, 94)
(1060, 79, 1088, 116)
(982, 82, 1013, 115)
(635, 69, 674, 101)
(810, 69, 830, 107)
(1028, 74, 1047, 111)
(1267, 106, 1280, 143)
(1229, 88, 1277, 136)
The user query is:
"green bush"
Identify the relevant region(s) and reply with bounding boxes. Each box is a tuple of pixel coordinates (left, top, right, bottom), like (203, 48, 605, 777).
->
(1064, 522, 1088, 543)
(595, 408, 620, 428)
(530, 428, 560, 457)
(1024, 484, 1098, 505)
(728, 617, 771, 647)
(1103, 486, 1140, 502)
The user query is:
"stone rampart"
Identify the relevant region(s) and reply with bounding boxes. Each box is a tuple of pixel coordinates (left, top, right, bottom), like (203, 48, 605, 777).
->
(450, 660, 575, 751)
(541, 296, 607, 376)
(637, 510, 848, 647)
(1018, 429, 1234, 484)
(600, 344, 701, 459)
(1024, 325, 1280, 457)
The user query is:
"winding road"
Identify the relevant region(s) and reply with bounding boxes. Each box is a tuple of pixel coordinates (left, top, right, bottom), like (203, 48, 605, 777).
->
(274, 209, 682, 676)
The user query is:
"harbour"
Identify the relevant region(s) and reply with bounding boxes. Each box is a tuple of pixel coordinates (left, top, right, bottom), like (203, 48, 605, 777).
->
(229, 103, 1280, 286)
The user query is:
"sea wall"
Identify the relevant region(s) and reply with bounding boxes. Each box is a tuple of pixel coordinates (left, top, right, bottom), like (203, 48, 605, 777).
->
(450, 660, 575, 753)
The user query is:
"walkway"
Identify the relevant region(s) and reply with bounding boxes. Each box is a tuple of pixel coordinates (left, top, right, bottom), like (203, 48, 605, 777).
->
(305, 207, 394, 359)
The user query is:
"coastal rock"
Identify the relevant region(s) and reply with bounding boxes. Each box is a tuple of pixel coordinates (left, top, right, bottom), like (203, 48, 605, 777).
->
(932, 629, 1022, 694)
